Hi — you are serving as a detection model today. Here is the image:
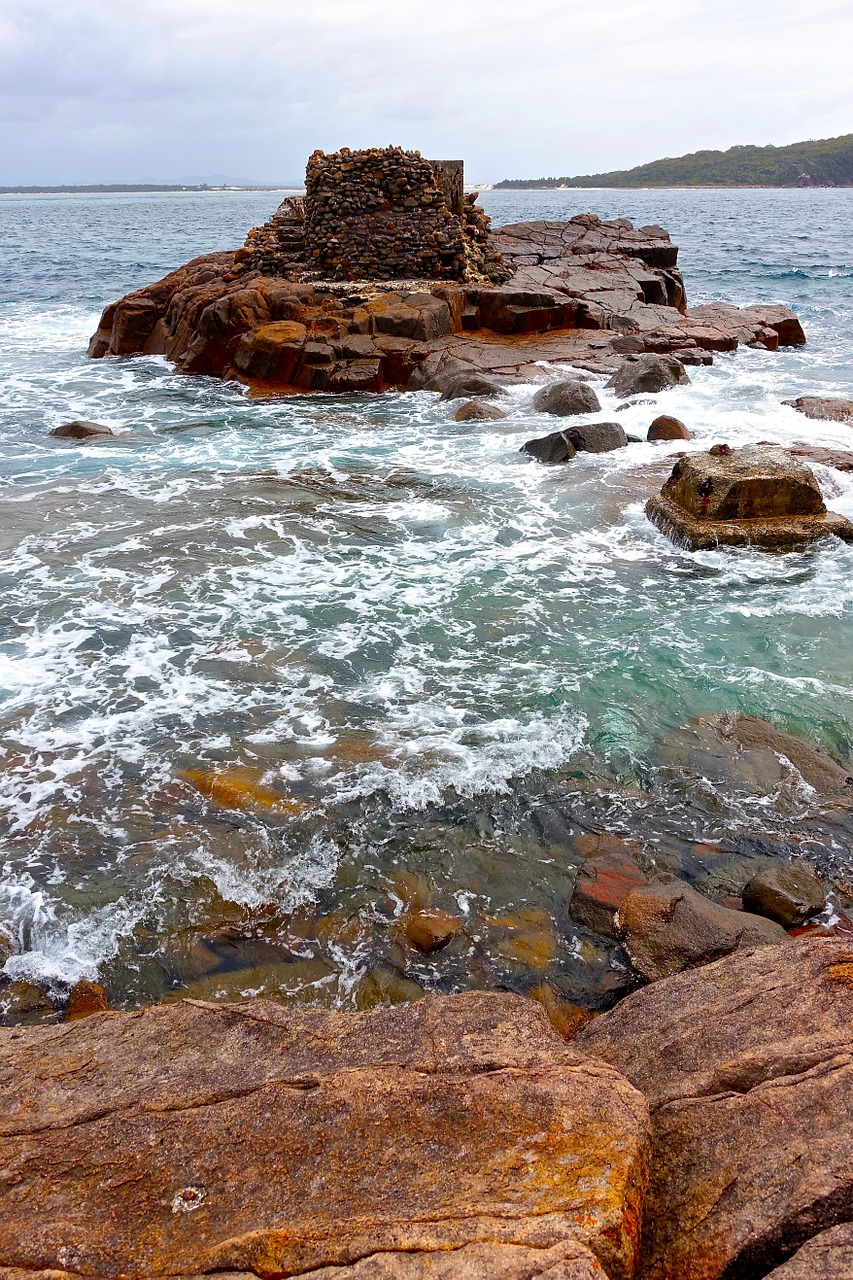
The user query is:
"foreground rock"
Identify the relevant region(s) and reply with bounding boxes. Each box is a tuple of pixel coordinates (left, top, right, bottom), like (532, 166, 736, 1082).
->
(615, 875, 788, 981)
(765, 1224, 853, 1278)
(577, 938, 853, 1280)
(0, 992, 649, 1280)
(646, 444, 853, 549)
(784, 395, 853, 423)
(741, 862, 826, 927)
(655, 711, 853, 802)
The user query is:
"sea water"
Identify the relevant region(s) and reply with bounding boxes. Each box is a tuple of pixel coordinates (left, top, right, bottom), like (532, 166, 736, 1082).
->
(1, 188, 852, 1007)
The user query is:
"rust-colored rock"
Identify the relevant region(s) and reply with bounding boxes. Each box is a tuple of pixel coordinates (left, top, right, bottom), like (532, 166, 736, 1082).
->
(570, 852, 648, 938)
(741, 862, 826, 928)
(616, 875, 788, 981)
(576, 938, 853, 1280)
(65, 979, 109, 1020)
(646, 445, 853, 549)
(399, 908, 463, 954)
(0, 992, 649, 1280)
(784, 395, 853, 423)
(647, 415, 691, 441)
(454, 399, 508, 422)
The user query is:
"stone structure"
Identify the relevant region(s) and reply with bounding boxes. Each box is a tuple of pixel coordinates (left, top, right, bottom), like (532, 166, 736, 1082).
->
(242, 147, 509, 285)
(646, 444, 853, 549)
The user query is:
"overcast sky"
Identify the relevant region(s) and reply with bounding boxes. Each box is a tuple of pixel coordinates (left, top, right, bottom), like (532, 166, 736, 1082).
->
(1, 0, 851, 184)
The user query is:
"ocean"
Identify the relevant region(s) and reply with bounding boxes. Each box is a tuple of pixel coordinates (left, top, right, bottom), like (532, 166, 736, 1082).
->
(1, 187, 852, 1010)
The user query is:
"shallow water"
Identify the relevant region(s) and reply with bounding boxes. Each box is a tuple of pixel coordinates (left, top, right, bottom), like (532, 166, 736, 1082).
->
(1, 188, 852, 1010)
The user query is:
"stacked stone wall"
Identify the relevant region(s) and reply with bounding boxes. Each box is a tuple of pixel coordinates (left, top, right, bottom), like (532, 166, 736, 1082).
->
(303, 146, 467, 281)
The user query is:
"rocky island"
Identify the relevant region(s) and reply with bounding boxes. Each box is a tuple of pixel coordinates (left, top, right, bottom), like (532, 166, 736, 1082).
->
(88, 146, 805, 398)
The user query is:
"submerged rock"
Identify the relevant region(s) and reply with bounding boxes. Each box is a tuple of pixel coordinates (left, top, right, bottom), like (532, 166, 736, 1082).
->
(399, 908, 463, 954)
(576, 938, 853, 1280)
(570, 851, 648, 938)
(646, 444, 853, 549)
(0, 980, 55, 1020)
(784, 395, 853, 423)
(532, 381, 602, 417)
(0, 992, 650, 1279)
(615, 875, 789, 982)
(741, 863, 826, 928)
(354, 967, 425, 1008)
(50, 419, 114, 440)
(66, 979, 110, 1021)
(606, 354, 690, 398)
(647, 414, 691, 441)
(454, 398, 508, 422)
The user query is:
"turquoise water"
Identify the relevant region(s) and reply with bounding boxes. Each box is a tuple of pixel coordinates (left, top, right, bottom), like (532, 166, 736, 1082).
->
(1, 188, 852, 1008)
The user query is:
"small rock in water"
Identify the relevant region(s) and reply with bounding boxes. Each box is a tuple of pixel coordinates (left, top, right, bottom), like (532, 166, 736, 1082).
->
(741, 863, 826, 928)
(570, 852, 648, 938)
(0, 926, 14, 968)
(400, 908, 463, 955)
(0, 980, 55, 1019)
(355, 968, 425, 1010)
(783, 395, 853, 423)
(454, 399, 508, 422)
(439, 374, 507, 402)
(66, 980, 110, 1020)
(616, 875, 789, 982)
(565, 421, 628, 453)
(532, 380, 601, 417)
(50, 420, 114, 440)
(671, 348, 714, 366)
(521, 430, 577, 465)
(606, 354, 690, 398)
(647, 414, 692, 441)
(529, 984, 596, 1041)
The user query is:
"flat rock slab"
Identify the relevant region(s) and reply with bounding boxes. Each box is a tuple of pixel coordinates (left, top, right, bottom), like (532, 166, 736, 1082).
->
(784, 395, 853, 423)
(646, 492, 853, 549)
(576, 938, 853, 1280)
(0, 992, 649, 1280)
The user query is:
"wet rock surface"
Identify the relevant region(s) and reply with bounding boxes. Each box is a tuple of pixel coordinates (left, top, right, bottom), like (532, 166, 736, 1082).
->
(564, 422, 628, 453)
(615, 875, 788, 981)
(646, 414, 691, 441)
(741, 862, 827, 927)
(605, 354, 690, 398)
(532, 380, 601, 417)
(647, 444, 853, 549)
(521, 430, 578, 465)
(453, 399, 508, 421)
(570, 851, 648, 938)
(577, 938, 853, 1280)
(784, 395, 853, 423)
(0, 992, 649, 1280)
(49, 419, 114, 440)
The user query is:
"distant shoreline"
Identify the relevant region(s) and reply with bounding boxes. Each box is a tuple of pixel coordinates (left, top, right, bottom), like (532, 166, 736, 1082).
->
(0, 184, 303, 196)
(492, 183, 853, 191)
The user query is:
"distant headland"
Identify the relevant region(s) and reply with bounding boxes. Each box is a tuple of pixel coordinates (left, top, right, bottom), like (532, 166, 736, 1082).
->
(495, 132, 853, 189)
(0, 183, 296, 195)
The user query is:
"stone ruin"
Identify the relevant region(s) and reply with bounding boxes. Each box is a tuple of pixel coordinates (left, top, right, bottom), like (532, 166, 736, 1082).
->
(242, 146, 509, 285)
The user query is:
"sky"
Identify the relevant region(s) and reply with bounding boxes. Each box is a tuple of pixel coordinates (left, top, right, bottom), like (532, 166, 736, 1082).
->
(1, 0, 852, 185)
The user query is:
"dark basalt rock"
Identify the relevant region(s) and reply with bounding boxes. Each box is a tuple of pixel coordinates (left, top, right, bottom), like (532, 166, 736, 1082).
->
(606, 354, 690, 398)
(521, 431, 577, 465)
(565, 421, 628, 453)
(532, 380, 601, 417)
(439, 374, 507, 401)
(50, 420, 114, 440)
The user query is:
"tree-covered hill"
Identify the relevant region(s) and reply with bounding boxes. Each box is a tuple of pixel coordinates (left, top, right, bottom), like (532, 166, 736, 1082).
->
(496, 134, 853, 188)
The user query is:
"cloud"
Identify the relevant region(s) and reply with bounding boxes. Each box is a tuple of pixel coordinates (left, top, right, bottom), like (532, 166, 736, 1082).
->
(0, 0, 851, 182)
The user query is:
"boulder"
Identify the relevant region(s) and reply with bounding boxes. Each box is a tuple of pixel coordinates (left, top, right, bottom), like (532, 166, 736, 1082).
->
(647, 414, 691, 441)
(606, 355, 690, 398)
(0, 980, 55, 1019)
(0, 992, 649, 1280)
(570, 852, 648, 938)
(565, 421, 628, 453)
(615, 875, 789, 982)
(765, 1224, 853, 1278)
(521, 431, 577, 465)
(65, 979, 110, 1021)
(49, 420, 114, 440)
(532, 381, 602, 417)
(741, 863, 826, 928)
(576, 938, 853, 1280)
(655, 711, 853, 801)
(646, 445, 853, 549)
(439, 374, 507, 402)
(454, 399, 508, 422)
(784, 395, 853, 423)
(234, 320, 307, 382)
(399, 908, 463, 954)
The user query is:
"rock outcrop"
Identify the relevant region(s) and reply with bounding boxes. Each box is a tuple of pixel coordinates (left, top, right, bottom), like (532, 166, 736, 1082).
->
(576, 938, 853, 1280)
(87, 157, 807, 397)
(646, 444, 853, 549)
(0, 992, 649, 1280)
(784, 395, 853, 423)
